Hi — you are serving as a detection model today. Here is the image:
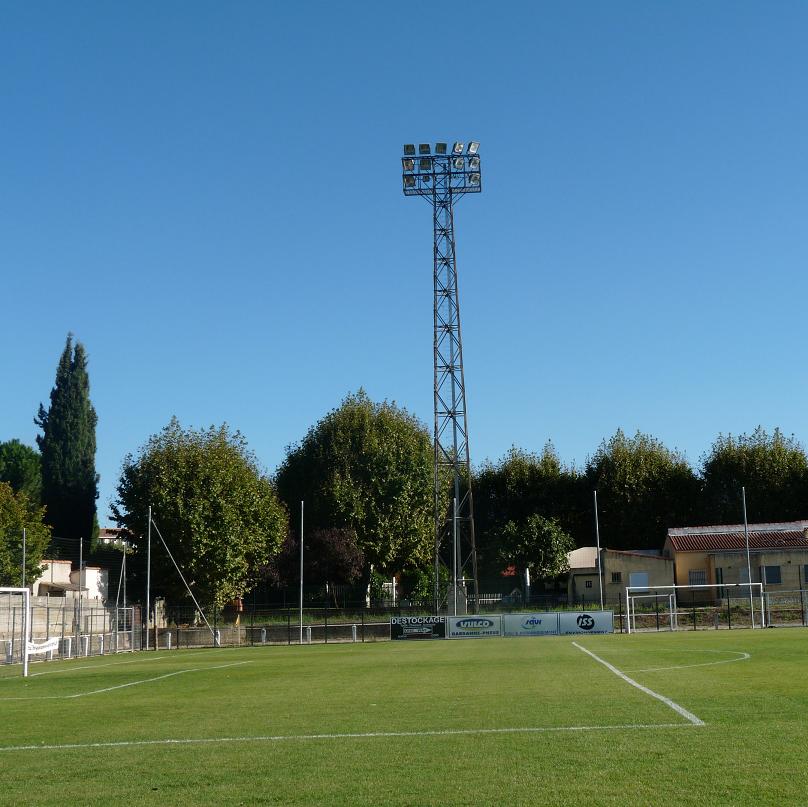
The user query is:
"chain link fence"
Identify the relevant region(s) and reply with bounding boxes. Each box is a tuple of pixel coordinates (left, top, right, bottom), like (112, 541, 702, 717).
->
(1, 596, 140, 668)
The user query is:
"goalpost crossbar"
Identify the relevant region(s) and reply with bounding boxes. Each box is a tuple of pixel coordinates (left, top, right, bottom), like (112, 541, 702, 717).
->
(625, 583, 765, 634)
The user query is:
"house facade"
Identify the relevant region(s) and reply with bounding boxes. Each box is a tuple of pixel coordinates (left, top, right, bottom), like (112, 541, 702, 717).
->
(663, 520, 808, 600)
(567, 547, 674, 604)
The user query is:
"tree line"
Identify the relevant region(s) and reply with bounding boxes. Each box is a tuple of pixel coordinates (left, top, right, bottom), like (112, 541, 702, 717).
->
(3, 334, 808, 606)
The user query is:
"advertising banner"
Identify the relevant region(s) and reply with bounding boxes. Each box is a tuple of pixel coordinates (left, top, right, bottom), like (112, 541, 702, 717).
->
(558, 611, 614, 635)
(390, 616, 446, 640)
(502, 612, 560, 637)
(447, 615, 502, 639)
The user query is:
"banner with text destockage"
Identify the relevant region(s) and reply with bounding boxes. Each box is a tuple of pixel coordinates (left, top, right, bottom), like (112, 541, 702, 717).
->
(390, 616, 447, 640)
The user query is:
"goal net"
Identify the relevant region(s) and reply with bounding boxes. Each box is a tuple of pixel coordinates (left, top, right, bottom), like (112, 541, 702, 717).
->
(625, 583, 765, 633)
(1, 588, 31, 677)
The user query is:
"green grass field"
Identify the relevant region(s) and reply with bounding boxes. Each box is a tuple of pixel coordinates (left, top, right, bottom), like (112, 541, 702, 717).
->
(1, 629, 807, 806)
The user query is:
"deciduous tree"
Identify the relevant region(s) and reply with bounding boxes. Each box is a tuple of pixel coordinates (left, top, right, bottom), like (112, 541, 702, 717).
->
(700, 427, 808, 524)
(500, 513, 574, 580)
(474, 444, 585, 575)
(275, 391, 433, 578)
(0, 482, 51, 586)
(585, 429, 700, 550)
(0, 440, 42, 503)
(113, 418, 287, 607)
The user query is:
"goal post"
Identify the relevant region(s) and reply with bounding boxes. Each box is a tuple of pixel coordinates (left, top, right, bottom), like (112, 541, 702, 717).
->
(625, 582, 765, 634)
(0, 587, 31, 677)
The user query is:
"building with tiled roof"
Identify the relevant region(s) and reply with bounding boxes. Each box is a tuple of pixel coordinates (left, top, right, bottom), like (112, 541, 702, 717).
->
(663, 520, 808, 596)
(567, 546, 674, 604)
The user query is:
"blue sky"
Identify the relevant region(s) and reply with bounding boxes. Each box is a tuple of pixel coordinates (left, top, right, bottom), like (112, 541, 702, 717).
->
(2, 2, 806, 526)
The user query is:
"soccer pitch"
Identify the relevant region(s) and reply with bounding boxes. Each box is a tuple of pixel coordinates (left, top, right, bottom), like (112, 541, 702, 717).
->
(1, 630, 807, 806)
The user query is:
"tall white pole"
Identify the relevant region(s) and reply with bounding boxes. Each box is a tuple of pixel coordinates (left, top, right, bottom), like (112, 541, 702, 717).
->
(452, 497, 458, 616)
(22, 589, 30, 678)
(78, 535, 83, 643)
(742, 487, 754, 629)
(299, 501, 304, 645)
(594, 490, 604, 611)
(146, 505, 152, 649)
(22, 528, 26, 588)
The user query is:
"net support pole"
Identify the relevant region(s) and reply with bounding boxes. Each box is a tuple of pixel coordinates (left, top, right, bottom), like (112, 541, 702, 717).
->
(22, 588, 30, 678)
(146, 505, 152, 650)
(742, 487, 755, 629)
(299, 501, 304, 645)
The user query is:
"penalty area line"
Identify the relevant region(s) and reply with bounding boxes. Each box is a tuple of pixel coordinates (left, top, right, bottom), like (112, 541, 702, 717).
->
(0, 661, 251, 701)
(0, 722, 701, 753)
(572, 641, 705, 726)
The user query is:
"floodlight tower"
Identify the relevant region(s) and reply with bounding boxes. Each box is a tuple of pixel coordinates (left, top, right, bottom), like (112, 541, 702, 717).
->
(401, 140, 481, 614)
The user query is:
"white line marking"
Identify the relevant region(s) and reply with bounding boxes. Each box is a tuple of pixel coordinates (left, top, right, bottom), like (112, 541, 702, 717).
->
(0, 722, 701, 752)
(572, 642, 705, 726)
(29, 657, 168, 677)
(0, 661, 250, 701)
(628, 651, 751, 673)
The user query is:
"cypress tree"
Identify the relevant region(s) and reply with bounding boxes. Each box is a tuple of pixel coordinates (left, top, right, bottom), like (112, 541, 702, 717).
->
(35, 334, 99, 548)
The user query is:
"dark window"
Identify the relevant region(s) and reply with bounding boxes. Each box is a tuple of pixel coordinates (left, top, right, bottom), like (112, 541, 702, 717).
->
(585, 580, 593, 588)
(689, 569, 707, 586)
(611, 571, 622, 583)
(761, 565, 781, 585)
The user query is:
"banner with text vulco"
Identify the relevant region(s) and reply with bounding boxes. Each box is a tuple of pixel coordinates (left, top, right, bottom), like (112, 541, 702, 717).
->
(446, 615, 503, 639)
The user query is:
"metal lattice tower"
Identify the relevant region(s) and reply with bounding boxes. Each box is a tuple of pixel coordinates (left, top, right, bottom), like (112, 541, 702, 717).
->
(401, 141, 481, 614)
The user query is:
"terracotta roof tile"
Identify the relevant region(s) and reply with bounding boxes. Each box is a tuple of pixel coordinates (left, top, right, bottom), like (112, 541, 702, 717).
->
(667, 521, 808, 552)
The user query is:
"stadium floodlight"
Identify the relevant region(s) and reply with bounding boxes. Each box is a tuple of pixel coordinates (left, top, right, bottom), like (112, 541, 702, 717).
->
(398, 141, 483, 614)
(467, 141, 480, 155)
(402, 158, 415, 171)
(403, 144, 416, 156)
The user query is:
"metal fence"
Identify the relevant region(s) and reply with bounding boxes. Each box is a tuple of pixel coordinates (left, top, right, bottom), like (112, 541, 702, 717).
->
(151, 605, 395, 649)
(1, 598, 140, 667)
(616, 589, 808, 632)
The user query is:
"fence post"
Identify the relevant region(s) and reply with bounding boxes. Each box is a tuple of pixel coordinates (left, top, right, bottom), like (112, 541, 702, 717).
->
(352, 624, 357, 643)
(287, 610, 291, 646)
(617, 596, 623, 634)
(691, 590, 696, 631)
(655, 595, 660, 631)
(324, 602, 328, 644)
(250, 605, 255, 647)
(727, 598, 731, 630)
(362, 610, 365, 642)
(261, 627, 267, 645)
(166, 632, 172, 650)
